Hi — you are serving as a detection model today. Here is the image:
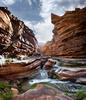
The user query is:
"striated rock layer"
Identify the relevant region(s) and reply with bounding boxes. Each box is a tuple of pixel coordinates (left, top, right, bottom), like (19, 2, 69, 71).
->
(42, 7, 86, 58)
(0, 59, 42, 79)
(0, 7, 37, 57)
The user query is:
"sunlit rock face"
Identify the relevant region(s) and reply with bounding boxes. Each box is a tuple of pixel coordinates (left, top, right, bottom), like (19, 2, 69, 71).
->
(0, 7, 38, 57)
(42, 7, 86, 58)
(0, 59, 42, 79)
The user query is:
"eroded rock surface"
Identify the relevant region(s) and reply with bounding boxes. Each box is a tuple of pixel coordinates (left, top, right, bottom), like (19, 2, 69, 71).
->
(0, 58, 42, 79)
(0, 56, 49, 79)
(57, 69, 86, 82)
(0, 7, 37, 57)
(13, 84, 73, 100)
(42, 7, 86, 58)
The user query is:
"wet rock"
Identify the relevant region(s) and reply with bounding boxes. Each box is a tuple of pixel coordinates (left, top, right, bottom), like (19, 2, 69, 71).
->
(42, 7, 86, 58)
(19, 79, 30, 92)
(56, 69, 86, 82)
(44, 59, 56, 69)
(0, 59, 42, 79)
(76, 78, 86, 84)
(13, 84, 73, 100)
(83, 97, 86, 100)
(0, 7, 38, 57)
(11, 88, 19, 96)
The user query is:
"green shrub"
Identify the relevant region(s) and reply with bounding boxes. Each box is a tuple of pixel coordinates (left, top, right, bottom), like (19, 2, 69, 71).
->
(75, 88, 86, 100)
(0, 82, 13, 100)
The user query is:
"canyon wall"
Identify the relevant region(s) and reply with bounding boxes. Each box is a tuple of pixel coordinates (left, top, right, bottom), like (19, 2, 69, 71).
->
(0, 7, 38, 57)
(42, 7, 86, 58)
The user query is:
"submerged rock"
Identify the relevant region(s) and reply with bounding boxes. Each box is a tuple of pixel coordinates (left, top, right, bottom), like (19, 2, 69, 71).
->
(0, 7, 38, 57)
(42, 7, 86, 58)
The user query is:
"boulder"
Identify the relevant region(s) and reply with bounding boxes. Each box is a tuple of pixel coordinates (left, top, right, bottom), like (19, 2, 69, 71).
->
(55, 68, 86, 84)
(13, 84, 73, 100)
(42, 7, 86, 58)
(44, 59, 56, 69)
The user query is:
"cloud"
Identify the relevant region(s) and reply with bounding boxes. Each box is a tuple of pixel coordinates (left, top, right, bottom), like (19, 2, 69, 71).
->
(34, 17, 53, 43)
(40, 0, 86, 16)
(31, 0, 55, 43)
(40, 0, 56, 18)
(24, 0, 86, 43)
(27, 0, 37, 6)
(24, 20, 34, 30)
(27, 0, 32, 6)
(34, 0, 86, 43)
(53, 0, 86, 15)
(1, 0, 16, 6)
(3, 0, 85, 43)
(23, 18, 53, 43)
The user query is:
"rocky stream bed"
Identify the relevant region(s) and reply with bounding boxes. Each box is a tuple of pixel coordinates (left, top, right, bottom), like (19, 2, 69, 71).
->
(0, 56, 86, 100)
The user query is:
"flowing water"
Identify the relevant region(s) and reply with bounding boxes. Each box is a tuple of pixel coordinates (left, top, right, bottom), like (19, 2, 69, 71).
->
(0, 56, 86, 93)
(28, 57, 86, 93)
(39, 69, 48, 79)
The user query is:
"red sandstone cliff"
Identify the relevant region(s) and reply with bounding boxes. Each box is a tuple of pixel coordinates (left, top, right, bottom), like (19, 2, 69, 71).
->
(0, 7, 38, 57)
(42, 7, 86, 58)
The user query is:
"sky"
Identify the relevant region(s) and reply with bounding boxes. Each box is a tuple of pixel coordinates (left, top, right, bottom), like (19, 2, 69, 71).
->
(0, 0, 86, 43)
